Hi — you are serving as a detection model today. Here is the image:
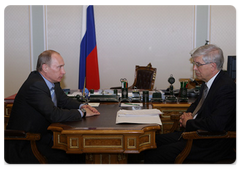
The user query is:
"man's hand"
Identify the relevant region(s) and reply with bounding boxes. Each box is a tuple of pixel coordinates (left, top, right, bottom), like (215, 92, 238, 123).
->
(81, 105, 100, 117)
(179, 112, 193, 128)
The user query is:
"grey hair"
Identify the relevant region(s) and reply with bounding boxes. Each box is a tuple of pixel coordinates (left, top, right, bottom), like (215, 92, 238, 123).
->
(36, 50, 60, 71)
(191, 44, 224, 70)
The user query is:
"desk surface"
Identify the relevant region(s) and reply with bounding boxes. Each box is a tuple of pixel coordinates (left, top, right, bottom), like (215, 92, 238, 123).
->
(48, 104, 160, 163)
(50, 104, 157, 131)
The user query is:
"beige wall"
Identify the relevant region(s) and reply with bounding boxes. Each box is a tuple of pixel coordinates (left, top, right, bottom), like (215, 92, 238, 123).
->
(4, 6, 31, 98)
(4, 5, 236, 98)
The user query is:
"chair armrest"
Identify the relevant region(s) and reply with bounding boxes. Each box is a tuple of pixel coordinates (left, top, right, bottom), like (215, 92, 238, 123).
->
(5, 129, 46, 163)
(182, 130, 236, 140)
(5, 129, 41, 141)
(5, 129, 26, 138)
(175, 130, 236, 164)
(197, 130, 227, 136)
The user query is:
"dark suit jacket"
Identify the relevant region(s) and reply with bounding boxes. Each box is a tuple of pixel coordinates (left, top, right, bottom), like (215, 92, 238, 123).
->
(144, 70, 236, 163)
(186, 70, 236, 132)
(6, 71, 82, 163)
(185, 70, 236, 162)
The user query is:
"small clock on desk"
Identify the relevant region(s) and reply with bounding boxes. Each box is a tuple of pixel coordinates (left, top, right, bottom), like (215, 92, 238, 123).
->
(165, 74, 177, 103)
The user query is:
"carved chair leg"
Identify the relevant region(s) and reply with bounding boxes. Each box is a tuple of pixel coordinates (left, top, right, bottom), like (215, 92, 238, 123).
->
(30, 140, 47, 164)
(174, 139, 193, 164)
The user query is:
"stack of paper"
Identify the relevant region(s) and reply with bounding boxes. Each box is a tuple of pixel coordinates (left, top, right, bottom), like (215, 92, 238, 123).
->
(120, 103, 143, 107)
(116, 109, 162, 125)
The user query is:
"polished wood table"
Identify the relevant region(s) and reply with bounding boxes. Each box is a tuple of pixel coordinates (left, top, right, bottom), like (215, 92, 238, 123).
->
(2, 101, 13, 130)
(153, 103, 191, 133)
(48, 104, 160, 164)
(152, 97, 196, 134)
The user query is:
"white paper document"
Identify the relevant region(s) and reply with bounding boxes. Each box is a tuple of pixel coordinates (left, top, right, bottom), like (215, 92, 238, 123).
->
(116, 109, 162, 125)
(88, 103, 100, 107)
(120, 103, 143, 107)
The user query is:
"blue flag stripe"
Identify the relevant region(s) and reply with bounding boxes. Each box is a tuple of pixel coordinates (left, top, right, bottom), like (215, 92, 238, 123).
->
(78, 5, 98, 89)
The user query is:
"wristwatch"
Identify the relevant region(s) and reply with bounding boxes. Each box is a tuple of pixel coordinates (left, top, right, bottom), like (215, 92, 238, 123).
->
(80, 108, 86, 118)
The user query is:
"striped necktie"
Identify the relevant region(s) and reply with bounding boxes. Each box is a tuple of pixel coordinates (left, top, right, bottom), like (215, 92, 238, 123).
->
(192, 84, 208, 118)
(50, 87, 57, 106)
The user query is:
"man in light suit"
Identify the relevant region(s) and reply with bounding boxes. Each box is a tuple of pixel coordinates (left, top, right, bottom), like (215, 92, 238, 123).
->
(5, 50, 100, 163)
(144, 44, 236, 163)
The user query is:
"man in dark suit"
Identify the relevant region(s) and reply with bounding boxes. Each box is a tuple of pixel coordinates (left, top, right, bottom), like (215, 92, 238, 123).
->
(144, 44, 236, 163)
(5, 50, 100, 163)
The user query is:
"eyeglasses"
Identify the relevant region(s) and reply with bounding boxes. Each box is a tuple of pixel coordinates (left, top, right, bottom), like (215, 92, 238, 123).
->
(192, 62, 213, 67)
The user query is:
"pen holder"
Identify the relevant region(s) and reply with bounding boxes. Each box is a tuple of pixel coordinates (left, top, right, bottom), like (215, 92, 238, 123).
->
(121, 78, 128, 99)
(180, 81, 187, 97)
(114, 89, 118, 95)
(179, 81, 188, 102)
(142, 90, 149, 103)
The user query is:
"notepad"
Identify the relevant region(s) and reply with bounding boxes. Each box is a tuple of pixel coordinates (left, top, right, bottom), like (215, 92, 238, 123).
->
(116, 109, 162, 125)
(117, 109, 161, 117)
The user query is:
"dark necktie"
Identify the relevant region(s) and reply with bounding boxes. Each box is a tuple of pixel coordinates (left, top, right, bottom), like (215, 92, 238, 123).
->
(50, 87, 57, 106)
(192, 84, 208, 118)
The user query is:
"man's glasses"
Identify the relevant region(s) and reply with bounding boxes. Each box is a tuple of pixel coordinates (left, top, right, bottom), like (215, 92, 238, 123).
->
(192, 62, 213, 67)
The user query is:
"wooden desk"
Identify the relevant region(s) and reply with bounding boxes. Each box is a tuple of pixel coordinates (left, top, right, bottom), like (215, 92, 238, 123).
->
(2, 101, 13, 130)
(4, 94, 16, 129)
(48, 104, 160, 164)
(152, 102, 192, 134)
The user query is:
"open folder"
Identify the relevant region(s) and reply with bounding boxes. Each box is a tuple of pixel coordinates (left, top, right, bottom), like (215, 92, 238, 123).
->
(116, 109, 162, 125)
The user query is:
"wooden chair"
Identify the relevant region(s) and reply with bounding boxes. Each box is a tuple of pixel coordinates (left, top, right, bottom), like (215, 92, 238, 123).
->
(5, 129, 47, 164)
(174, 130, 236, 164)
(111, 63, 157, 91)
(169, 114, 236, 163)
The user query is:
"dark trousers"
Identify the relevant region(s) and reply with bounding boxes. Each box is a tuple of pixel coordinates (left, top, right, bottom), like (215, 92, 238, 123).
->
(144, 131, 186, 163)
(5, 140, 85, 164)
(144, 131, 236, 164)
(38, 142, 85, 164)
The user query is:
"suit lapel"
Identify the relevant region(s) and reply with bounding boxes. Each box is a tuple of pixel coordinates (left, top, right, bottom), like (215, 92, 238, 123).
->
(196, 70, 223, 117)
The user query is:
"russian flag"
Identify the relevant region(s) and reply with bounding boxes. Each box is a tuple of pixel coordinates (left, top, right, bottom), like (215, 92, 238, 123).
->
(79, 5, 100, 90)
